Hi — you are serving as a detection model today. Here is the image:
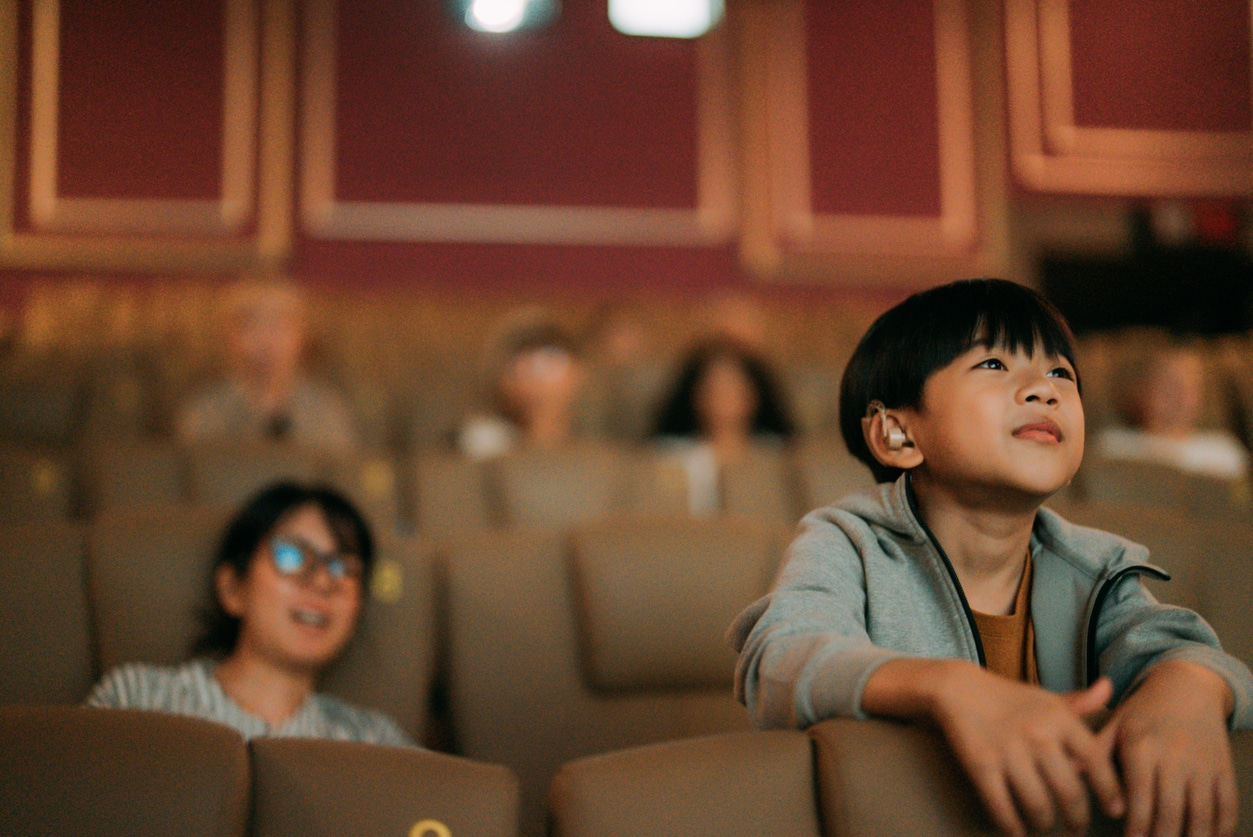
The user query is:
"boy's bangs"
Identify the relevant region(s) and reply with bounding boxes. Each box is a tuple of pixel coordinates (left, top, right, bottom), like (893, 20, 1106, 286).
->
(968, 308, 1075, 362)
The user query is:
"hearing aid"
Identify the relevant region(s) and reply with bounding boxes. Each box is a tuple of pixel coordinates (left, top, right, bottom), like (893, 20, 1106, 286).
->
(866, 400, 908, 451)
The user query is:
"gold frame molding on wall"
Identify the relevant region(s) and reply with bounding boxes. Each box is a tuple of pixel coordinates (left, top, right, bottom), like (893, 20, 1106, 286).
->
(738, 0, 992, 285)
(0, 0, 295, 272)
(299, 0, 737, 246)
(28, 0, 257, 235)
(1007, 0, 1253, 195)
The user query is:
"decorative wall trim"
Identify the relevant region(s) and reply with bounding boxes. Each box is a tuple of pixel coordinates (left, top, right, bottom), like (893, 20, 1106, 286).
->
(737, 0, 987, 284)
(27, 0, 257, 235)
(1007, 0, 1253, 195)
(299, 0, 736, 246)
(0, 0, 294, 272)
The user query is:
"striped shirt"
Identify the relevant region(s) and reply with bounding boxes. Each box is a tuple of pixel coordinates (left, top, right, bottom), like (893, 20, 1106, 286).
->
(85, 659, 414, 747)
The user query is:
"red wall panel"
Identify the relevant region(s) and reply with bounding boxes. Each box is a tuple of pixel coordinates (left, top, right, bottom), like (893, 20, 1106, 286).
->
(1068, 0, 1251, 133)
(331, 0, 698, 209)
(56, 0, 227, 200)
(805, 0, 943, 218)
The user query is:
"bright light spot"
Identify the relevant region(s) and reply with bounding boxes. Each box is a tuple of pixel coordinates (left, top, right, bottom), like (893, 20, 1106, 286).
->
(609, 0, 723, 38)
(467, 0, 528, 33)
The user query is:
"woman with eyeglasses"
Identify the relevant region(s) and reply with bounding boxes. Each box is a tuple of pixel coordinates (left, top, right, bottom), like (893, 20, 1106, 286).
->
(85, 482, 413, 746)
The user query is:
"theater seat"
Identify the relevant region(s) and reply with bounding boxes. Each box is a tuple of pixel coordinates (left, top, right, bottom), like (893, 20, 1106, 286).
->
(0, 705, 249, 837)
(0, 521, 94, 704)
(80, 439, 187, 514)
(87, 507, 438, 740)
(791, 435, 876, 511)
(549, 730, 819, 837)
(444, 518, 782, 835)
(185, 442, 323, 510)
(412, 452, 495, 537)
(250, 738, 518, 837)
(495, 444, 632, 528)
(0, 445, 74, 521)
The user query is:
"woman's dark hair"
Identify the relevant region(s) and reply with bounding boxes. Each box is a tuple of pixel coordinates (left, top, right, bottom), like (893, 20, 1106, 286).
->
(653, 338, 795, 440)
(195, 481, 375, 658)
(839, 278, 1080, 483)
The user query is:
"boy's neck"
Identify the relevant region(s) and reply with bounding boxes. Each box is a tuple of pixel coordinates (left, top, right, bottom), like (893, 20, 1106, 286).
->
(909, 473, 1038, 616)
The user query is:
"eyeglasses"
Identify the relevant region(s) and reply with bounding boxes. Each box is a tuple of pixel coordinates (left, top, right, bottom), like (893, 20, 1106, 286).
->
(269, 536, 364, 583)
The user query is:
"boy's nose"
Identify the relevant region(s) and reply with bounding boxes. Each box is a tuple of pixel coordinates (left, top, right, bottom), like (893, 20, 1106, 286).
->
(1020, 375, 1060, 405)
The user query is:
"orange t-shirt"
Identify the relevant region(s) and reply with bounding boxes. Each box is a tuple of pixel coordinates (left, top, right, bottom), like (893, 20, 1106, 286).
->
(971, 556, 1039, 685)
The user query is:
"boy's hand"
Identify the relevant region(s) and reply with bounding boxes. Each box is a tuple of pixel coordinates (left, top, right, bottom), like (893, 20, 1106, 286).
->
(1097, 659, 1236, 837)
(932, 666, 1125, 837)
(863, 659, 1124, 837)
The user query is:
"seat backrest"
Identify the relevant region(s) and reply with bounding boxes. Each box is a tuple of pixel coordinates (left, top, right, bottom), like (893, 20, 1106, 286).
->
(444, 524, 765, 836)
(317, 534, 439, 741)
(0, 444, 74, 521)
(186, 442, 324, 510)
(0, 521, 94, 704)
(549, 730, 819, 837)
(88, 506, 229, 671)
(412, 452, 496, 537)
(80, 439, 188, 515)
(249, 738, 519, 837)
(0, 705, 249, 837)
(791, 435, 876, 511)
(320, 451, 402, 534)
(1054, 502, 1206, 614)
(1202, 522, 1253, 669)
(1078, 457, 1249, 520)
(720, 444, 800, 523)
(495, 444, 631, 529)
(569, 516, 784, 691)
(0, 366, 81, 445)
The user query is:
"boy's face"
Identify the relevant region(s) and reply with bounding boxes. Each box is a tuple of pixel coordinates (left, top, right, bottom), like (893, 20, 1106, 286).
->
(905, 342, 1083, 503)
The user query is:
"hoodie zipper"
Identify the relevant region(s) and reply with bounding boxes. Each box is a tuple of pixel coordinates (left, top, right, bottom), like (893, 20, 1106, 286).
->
(905, 475, 987, 667)
(1084, 564, 1170, 686)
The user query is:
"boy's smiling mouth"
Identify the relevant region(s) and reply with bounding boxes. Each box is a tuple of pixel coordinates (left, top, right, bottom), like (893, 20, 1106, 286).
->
(1013, 419, 1063, 443)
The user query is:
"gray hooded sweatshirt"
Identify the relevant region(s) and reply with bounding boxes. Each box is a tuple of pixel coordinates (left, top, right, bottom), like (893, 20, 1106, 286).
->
(729, 474, 1253, 731)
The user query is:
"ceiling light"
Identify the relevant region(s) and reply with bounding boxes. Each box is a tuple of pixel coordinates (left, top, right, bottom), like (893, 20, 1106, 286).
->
(458, 0, 559, 33)
(609, 0, 723, 38)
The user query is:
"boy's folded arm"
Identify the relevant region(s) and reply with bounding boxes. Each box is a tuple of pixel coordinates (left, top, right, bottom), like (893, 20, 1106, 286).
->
(1093, 575, 1253, 730)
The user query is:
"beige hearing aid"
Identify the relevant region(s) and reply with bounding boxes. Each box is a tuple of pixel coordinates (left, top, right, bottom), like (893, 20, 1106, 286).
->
(866, 400, 907, 450)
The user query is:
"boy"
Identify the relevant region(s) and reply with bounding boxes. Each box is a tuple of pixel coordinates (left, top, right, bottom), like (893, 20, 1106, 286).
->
(730, 279, 1253, 837)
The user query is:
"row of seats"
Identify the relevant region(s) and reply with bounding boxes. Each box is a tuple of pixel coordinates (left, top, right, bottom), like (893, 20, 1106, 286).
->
(5, 431, 1249, 533)
(0, 509, 788, 834)
(0, 437, 876, 529)
(6, 496, 1253, 834)
(7, 706, 1253, 837)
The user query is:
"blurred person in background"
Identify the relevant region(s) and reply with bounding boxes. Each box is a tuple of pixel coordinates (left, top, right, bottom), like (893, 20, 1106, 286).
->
(176, 278, 358, 452)
(87, 482, 412, 746)
(457, 309, 586, 460)
(652, 338, 795, 514)
(1096, 344, 1248, 479)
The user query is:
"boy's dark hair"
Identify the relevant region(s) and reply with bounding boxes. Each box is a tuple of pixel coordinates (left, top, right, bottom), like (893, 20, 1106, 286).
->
(195, 481, 375, 658)
(653, 338, 796, 440)
(839, 278, 1080, 483)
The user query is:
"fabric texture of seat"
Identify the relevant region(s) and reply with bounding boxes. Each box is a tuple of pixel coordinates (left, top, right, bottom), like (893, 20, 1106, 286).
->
(88, 506, 230, 670)
(809, 717, 1130, 837)
(0, 705, 249, 837)
(0, 445, 74, 521)
(0, 521, 94, 704)
(444, 527, 758, 836)
(250, 737, 518, 837)
(720, 444, 801, 523)
(569, 516, 783, 690)
(412, 453, 495, 537)
(548, 730, 820, 837)
(791, 435, 877, 512)
(80, 439, 187, 514)
(495, 444, 633, 529)
(186, 442, 324, 510)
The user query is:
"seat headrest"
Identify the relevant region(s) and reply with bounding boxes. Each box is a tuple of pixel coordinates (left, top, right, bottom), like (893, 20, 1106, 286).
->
(569, 518, 781, 691)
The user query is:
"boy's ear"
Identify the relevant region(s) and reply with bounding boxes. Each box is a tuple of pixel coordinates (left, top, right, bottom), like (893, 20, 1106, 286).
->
(862, 408, 924, 471)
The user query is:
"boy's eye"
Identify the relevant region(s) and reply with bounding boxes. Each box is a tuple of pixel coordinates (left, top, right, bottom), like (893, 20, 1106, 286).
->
(1047, 366, 1075, 381)
(975, 358, 1006, 370)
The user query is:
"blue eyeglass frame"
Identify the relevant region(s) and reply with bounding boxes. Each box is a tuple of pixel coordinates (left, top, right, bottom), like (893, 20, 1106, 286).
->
(269, 536, 363, 582)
